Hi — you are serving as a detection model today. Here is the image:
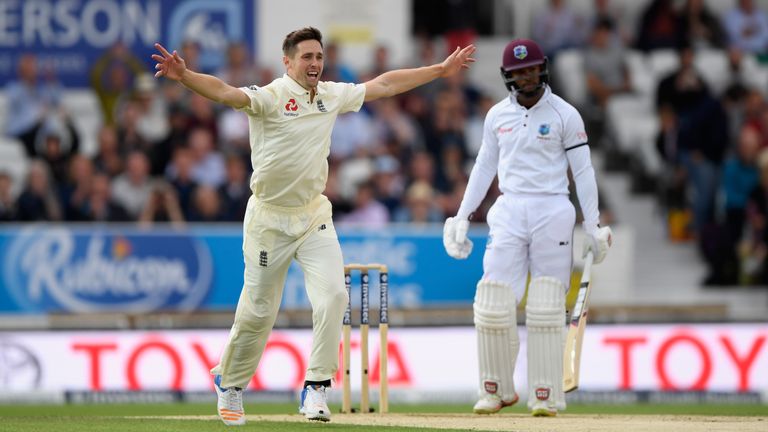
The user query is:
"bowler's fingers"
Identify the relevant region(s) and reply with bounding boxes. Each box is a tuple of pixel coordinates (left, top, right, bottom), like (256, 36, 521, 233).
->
(154, 43, 172, 57)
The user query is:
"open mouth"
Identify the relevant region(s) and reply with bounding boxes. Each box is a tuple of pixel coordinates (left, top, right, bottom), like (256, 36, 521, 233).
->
(307, 71, 319, 80)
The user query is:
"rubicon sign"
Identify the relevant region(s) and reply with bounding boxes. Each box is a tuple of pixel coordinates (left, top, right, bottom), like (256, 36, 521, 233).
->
(1, 227, 212, 313)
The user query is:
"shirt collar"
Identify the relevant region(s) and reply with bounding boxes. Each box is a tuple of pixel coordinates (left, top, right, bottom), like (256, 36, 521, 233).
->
(509, 84, 551, 110)
(282, 73, 326, 97)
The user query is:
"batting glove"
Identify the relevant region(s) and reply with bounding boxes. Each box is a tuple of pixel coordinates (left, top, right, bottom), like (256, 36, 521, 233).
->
(583, 225, 612, 264)
(443, 217, 473, 259)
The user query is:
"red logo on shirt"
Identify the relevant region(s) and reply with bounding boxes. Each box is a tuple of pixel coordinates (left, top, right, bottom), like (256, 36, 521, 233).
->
(285, 99, 298, 111)
(498, 126, 514, 134)
(577, 131, 588, 141)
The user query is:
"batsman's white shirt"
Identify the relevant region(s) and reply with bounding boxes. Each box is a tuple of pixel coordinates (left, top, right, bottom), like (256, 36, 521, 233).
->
(238, 74, 366, 207)
(212, 75, 366, 388)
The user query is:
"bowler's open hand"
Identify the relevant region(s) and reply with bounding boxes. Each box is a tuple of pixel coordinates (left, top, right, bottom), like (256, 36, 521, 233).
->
(440, 45, 477, 77)
(152, 43, 186, 81)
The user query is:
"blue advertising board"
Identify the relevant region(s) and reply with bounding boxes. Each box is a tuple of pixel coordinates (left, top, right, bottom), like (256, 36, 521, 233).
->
(0, 224, 486, 314)
(0, 0, 257, 87)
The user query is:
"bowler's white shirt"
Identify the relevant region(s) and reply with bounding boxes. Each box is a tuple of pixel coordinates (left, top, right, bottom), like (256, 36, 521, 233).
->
(239, 74, 366, 207)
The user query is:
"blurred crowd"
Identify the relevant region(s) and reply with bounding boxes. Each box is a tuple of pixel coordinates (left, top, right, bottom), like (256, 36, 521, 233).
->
(2, 0, 768, 287)
(553, 0, 768, 286)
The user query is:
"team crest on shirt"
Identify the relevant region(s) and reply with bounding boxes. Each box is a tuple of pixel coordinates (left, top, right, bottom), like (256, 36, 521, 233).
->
(538, 124, 550, 135)
(514, 45, 528, 59)
(317, 99, 327, 112)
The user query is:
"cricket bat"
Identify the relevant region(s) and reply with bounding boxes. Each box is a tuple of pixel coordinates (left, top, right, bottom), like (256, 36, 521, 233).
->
(563, 251, 594, 393)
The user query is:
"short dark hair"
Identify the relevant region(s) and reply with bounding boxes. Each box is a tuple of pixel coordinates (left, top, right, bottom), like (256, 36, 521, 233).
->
(282, 27, 323, 57)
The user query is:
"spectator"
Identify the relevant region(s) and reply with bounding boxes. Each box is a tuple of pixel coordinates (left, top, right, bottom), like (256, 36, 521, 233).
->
(371, 154, 405, 215)
(59, 154, 95, 220)
(584, 18, 632, 141)
(319, 42, 357, 83)
(111, 151, 153, 219)
(723, 0, 768, 55)
(697, 126, 761, 285)
(115, 97, 153, 155)
(188, 127, 226, 187)
(188, 185, 225, 222)
(92, 125, 124, 178)
(656, 43, 709, 115)
(218, 107, 250, 158)
(338, 181, 389, 227)
(138, 180, 185, 227)
(656, 105, 689, 239)
(393, 181, 443, 223)
(587, 0, 633, 46)
(362, 44, 392, 81)
(4, 54, 77, 158)
(35, 129, 80, 184)
(369, 97, 422, 153)
(742, 149, 768, 283)
(90, 42, 146, 125)
(215, 41, 260, 88)
(464, 94, 495, 158)
(16, 159, 62, 221)
(330, 111, 374, 161)
(678, 0, 726, 49)
(114, 72, 170, 149)
(74, 172, 130, 222)
(532, 0, 587, 58)
(407, 150, 438, 188)
(438, 178, 468, 222)
(740, 89, 767, 146)
(324, 162, 352, 218)
(658, 43, 729, 234)
(187, 93, 219, 143)
(424, 89, 469, 191)
(439, 68, 482, 115)
(635, 0, 680, 52)
(219, 154, 251, 221)
(723, 125, 762, 242)
(165, 146, 199, 219)
(0, 172, 17, 221)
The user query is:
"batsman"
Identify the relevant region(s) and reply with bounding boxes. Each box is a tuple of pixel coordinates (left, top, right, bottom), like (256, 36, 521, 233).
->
(443, 38, 612, 417)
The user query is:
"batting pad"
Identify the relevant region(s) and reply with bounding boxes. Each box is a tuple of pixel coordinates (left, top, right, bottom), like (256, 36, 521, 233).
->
(525, 276, 566, 410)
(473, 279, 519, 401)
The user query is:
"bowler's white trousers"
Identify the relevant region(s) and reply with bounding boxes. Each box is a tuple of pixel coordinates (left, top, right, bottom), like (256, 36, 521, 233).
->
(482, 193, 576, 300)
(211, 194, 348, 388)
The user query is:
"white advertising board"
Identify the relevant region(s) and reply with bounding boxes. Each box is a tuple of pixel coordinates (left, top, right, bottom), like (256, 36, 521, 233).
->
(1, 324, 765, 397)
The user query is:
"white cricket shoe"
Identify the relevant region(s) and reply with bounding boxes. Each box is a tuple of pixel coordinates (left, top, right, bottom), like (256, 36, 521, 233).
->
(530, 400, 557, 417)
(299, 385, 331, 421)
(214, 375, 245, 426)
(473, 393, 519, 414)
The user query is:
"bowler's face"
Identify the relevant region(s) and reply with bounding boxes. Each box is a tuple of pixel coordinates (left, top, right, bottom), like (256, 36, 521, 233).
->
(285, 40, 324, 89)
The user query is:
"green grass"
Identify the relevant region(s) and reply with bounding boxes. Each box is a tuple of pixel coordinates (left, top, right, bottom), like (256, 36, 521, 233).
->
(0, 402, 766, 432)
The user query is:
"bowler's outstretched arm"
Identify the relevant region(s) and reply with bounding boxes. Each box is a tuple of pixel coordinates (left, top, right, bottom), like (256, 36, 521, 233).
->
(152, 43, 250, 109)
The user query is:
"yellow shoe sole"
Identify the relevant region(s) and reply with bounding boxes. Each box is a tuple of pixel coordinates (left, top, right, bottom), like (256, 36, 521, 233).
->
(531, 408, 557, 417)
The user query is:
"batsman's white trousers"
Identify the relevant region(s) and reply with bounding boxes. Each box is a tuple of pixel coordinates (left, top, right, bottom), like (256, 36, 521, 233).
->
(211, 194, 348, 388)
(482, 193, 575, 301)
